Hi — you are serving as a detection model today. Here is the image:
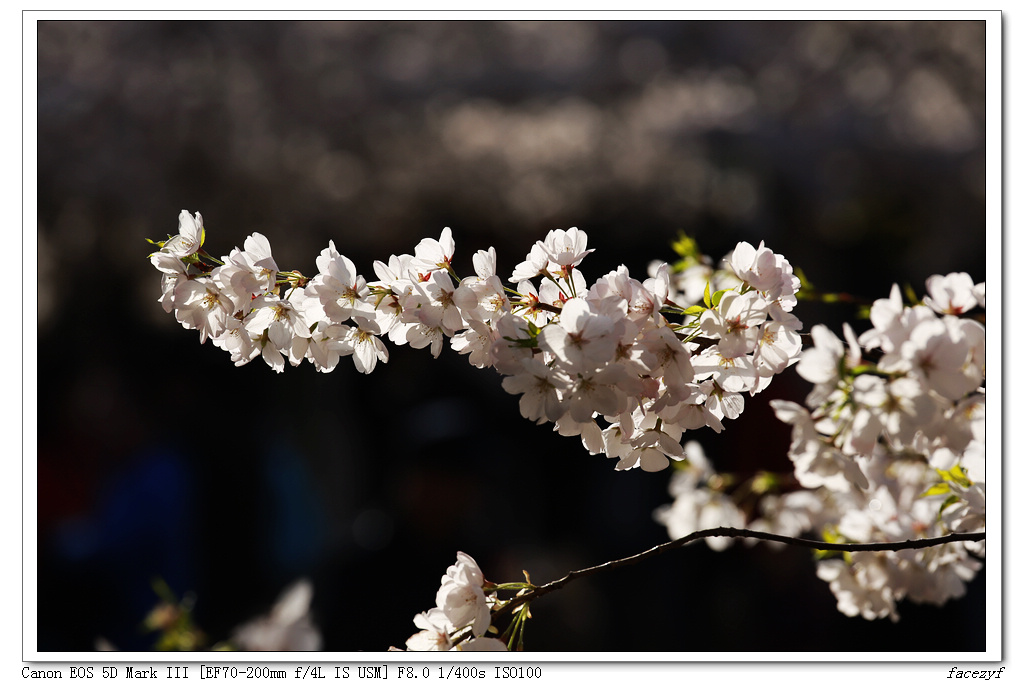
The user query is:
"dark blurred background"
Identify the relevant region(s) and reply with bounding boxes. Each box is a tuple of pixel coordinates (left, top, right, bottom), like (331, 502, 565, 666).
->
(36, 20, 987, 653)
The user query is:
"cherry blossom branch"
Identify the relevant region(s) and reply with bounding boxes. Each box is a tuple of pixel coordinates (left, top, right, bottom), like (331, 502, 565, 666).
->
(154, 217, 986, 646)
(489, 527, 987, 620)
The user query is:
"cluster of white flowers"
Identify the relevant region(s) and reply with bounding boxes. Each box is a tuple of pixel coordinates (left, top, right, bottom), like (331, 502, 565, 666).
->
(150, 211, 804, 471)
(150, 211, 390, 374)
(400, 552, 508, 652)
(657, 273, 986, 621)
(152, 211, 985, 633)
(654, 441, 747, 552)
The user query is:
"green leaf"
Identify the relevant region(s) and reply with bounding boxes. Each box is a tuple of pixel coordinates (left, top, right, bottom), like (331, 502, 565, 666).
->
(903, 283, 920, 306)
(703, 281, 712, 308)
(682, 305, 707, 316)
(936, 464, 973, 488)
(711, 288, 728, 307)
(750, 471, 779, 495)
(145, 236, 173, 258)
(938, 494, 962, 516)
(671, 233, 701, 260)
(922, 482, 951, 497)
(503, 335, 538, 349)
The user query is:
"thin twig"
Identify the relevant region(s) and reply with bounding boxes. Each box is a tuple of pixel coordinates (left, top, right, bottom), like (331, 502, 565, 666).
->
(490, 527, 986, 620)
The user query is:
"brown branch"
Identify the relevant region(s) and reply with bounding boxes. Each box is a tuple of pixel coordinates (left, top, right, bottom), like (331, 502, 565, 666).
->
(490, 527, 986, 620)
(533, 301, 562, 314)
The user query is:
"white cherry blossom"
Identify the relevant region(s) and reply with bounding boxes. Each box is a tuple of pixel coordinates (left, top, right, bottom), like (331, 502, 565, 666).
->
(538, 226, 594, 268)
(150, 250, 188, 313)
(405, 609, 453, 652)
(307, 241, 376, 324)
(436, 553, 491, 637)
(699, 290, 769, 358)
(413, 226, 456, 274)
(923, 272, 979, 315)
(214, 233, 280, 314)
(538, 297, 620, 370)
(232, 580, 321, 652)
(509, 242, 552, 283)
(162, 210, 204, 258)
(172, 279, 234, 344)
(339, 319, 390, 374)
(501, 357, 572, 424)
